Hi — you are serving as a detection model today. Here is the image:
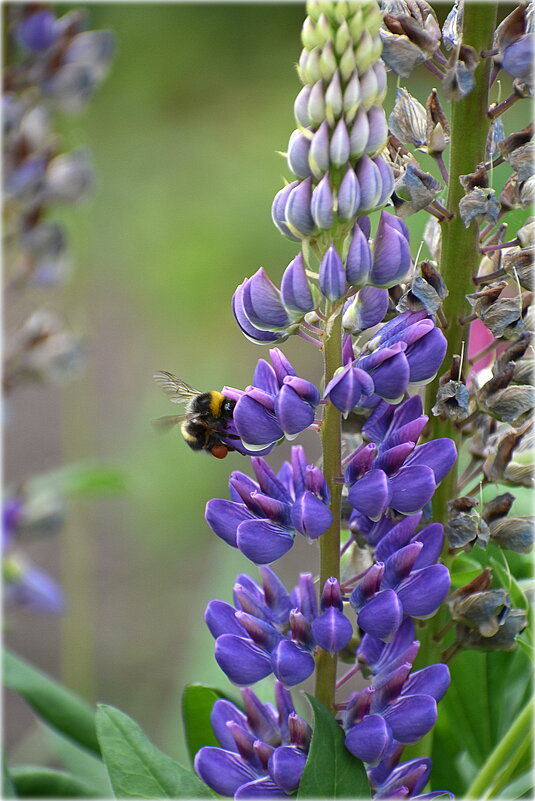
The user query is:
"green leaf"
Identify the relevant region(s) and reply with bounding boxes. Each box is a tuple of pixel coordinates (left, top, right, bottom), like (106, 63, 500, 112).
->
(3, 650, 99, 756)
(182, 684, 239, 765)
(95, 704, 214, 798)
(9, 766, 101, 798)
(297, 695, 370, 799)
(26, 463, 129, 499)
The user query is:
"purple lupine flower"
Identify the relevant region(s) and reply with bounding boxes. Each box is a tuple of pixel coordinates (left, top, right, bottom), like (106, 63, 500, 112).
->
(349, 530, 451, 640)
(280, 253, 316, 315)
(230, 350, 319, 448)
(195, 682, 310, 797)
(4, 555, 64, 614)
(271, 181, 301, 241)
(206, 570, 351, 687)
(324, 363, 375, 416)
(355, 311, 448, 400)
(205, 446, 331, 564)
(344, 644, 450, 765)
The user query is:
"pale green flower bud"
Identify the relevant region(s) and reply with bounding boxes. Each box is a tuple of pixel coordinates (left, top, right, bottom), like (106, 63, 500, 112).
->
(297, 49, 308, 84)
(335, 20, 352, 55)
(373, 61, 388, 104)
(325, 71, 343, 125)
(359, 67, 379, 110)
(308, 80, 326, 125)
(355, 29, 375, 73)
(320, 40, 338, 80)
(348, 9, 364, 41)
(304, 47, 322, 83)
(301, 17, 318, 50)
(343, 73, 361, 123)
(316, 13, 333, 47)
(339, 44, 357, 81)
(363, 3, 383, 38)
(294, 85, 312, 128)
(334, 1, 350, 24)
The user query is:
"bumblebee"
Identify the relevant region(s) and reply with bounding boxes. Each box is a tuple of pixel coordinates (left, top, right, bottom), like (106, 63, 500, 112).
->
(153, 371, 238, 459)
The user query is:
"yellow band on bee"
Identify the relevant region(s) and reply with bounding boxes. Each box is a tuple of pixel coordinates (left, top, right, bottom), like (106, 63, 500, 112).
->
(209, 391, 225, 416)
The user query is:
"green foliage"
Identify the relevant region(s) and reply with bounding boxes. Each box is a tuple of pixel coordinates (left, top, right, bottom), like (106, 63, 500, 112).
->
(297, 695, 370, 799)
(3, 650, 99, 756)
(9, 766, 101, 798)
(181, 684, 240, 765)
(432, 648, 532, 795)
(95, 704, 214, 799)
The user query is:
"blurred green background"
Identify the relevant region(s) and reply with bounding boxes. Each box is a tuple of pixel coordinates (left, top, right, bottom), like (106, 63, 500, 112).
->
(5, 1, 528, 778)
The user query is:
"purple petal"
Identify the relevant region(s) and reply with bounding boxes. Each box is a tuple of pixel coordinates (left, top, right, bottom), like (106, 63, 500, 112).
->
(194, 747, 258, 797)
(330, 118, 350, 167)
(375, 758, 431, 798)
(389, 465, 436, 515)
(346, 222, 373, 285)
(319, 244, 346, 301)
(345, 715, 393, 764)
(269, 348, 296, 383)
(311, 174, 334, 229)
(348, 469, 391, 520)
(272, 182, 300, 240)
(233, 282, 282, 343)
(350, 286, 389, 331)
(311, 607, 353, 653)
(280, 253, 315, 314)
(287, 129, 312, 179)
(235, 777, 288, 799)
(234, 395, 284, 447)
(402, 663, 450, 702)
(253, 359, 279, 395)
(205, 499, 255, 547)
(406, 327, 447, 383)
(357, 589, 404, 641)
(370, 215, 412, 288)
(17, 11, 58, 52)
(324, 364, 374, 415)
(355, 155, 382, 211)
(205, 599, 246, 639)
(243, 268, 290, 329)
(259, 566, 293, 625)
(282, 375, 320, 407)
(411, 523, 444, 569)
(502, 34, 535, 80)
(294, 85, 311, 127)
(215, 635, 272, 685)
(211, 699, 248, 751)
(404, 439, 457, 484)
(291, 491, 333, 539)
(251, 457, 291, 503)
(237, 519, 295, 565)
(373, 442, 415, 475)
(236, 612, 284, 651)
(271, 639, 315, 686)
(383, 695, 437, 744)
(374, 514, 423, 562)
(374, 156, 395, 206)
(337, 167, 361, 221)
(397, 564, 451, 618)
(285, 177, 315, 237)
(364, 349, 410, 402)
(382, 542, 423, 588)
(268, 746, 307, 793)
(275, 385, 315, 436)
(309, 121, 330, 176)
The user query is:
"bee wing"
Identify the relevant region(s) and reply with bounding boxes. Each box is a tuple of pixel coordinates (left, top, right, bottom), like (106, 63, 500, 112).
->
(153, 371, 202, 404)
(151, 412, 198, 433)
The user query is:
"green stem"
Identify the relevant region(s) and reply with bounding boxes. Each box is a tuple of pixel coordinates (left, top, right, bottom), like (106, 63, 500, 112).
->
(314, 297, 343, 712)
(465, 699, 534, 799)
(424, 1, 498, 526)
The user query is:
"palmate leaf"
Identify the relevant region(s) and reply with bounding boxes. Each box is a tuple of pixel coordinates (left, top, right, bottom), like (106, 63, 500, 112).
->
(3, 650, 100, 756)
(297, 694, 370, 799)
(95, 704, 214, 799)
(181, 684, 240, 764)
(9, 765, 102, 798)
